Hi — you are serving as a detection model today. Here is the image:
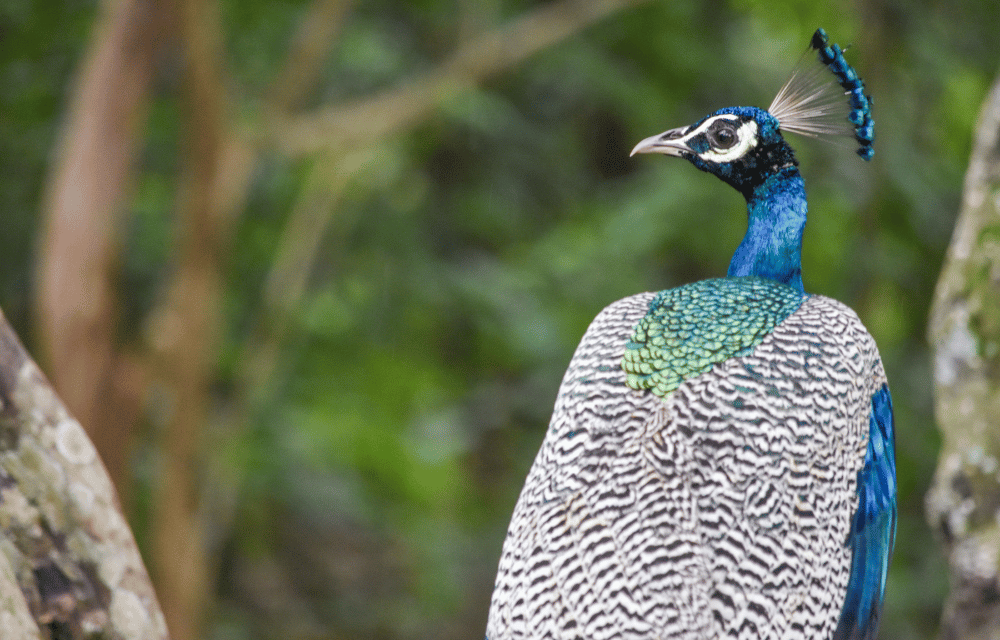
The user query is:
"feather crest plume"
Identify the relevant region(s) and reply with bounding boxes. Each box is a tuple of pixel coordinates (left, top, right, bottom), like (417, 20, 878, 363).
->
(768, 28, 875, 160)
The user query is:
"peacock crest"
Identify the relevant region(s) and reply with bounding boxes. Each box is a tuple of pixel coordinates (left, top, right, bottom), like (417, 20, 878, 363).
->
(768, 28, 875, 160)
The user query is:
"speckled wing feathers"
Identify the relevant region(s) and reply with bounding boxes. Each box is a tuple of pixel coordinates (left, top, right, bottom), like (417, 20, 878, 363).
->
(487, 289, 887, 640)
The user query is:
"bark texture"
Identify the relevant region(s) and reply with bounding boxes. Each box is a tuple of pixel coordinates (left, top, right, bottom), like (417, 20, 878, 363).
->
(927, 73, 1000, 640)
(0, 307, 168, 639)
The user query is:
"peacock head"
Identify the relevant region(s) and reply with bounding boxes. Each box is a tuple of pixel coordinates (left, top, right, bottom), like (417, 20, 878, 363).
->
(630, 106, 793, 198)
(631, 28, 874, 199)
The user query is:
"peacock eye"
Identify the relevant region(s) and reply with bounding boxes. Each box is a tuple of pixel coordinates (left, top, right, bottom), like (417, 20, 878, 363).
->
(711, 125, 737, 149)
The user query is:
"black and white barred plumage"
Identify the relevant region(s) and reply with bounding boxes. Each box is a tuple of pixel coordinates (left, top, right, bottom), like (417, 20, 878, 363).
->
(487, 293, 887, 639)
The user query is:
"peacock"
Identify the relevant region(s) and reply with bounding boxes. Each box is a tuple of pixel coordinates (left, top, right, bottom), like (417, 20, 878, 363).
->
(487, 29, 896, 640)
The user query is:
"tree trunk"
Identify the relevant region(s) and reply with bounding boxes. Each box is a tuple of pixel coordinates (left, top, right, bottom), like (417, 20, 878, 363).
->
(0, 306, 169, 639)
(36, 0, 164, 492)
(927, 72, 1000, 640)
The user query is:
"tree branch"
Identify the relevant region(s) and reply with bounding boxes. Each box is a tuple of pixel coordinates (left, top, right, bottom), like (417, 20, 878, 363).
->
(267, 0, 356, 111)
(148, 0, 227, 638)
(35, 0, 164, 490)
(268, 0, 652, 157)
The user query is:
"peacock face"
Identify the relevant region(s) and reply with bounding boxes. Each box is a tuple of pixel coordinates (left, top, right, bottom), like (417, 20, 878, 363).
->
(631, 106, 798, 198)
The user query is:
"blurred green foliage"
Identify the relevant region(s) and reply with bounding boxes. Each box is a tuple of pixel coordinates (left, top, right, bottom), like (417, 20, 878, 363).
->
(3, 0, 1000, 638)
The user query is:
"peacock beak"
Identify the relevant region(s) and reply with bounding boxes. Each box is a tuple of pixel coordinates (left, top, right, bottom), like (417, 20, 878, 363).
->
(630, 126, 692, 157)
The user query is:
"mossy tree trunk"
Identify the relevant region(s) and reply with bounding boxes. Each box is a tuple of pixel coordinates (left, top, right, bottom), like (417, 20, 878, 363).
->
(927, 72, 1000, 640)
(0, 307, 169, 640)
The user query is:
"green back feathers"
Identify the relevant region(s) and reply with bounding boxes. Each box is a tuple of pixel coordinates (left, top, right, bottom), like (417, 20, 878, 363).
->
(622, 277, 804, 397)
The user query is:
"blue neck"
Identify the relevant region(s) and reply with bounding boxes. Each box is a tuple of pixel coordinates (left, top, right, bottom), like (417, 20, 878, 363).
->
(727, 167, 806, 293)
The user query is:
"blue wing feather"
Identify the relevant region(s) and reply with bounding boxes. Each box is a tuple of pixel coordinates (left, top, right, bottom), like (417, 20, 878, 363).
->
(833, 383, 897, 640)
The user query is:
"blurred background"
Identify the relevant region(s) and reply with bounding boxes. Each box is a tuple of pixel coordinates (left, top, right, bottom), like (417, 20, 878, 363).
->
(2, 0, 997, 638)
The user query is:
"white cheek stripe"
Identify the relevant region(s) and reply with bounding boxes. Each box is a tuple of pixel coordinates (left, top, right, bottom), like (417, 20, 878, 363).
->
(678, 116, 759, 163)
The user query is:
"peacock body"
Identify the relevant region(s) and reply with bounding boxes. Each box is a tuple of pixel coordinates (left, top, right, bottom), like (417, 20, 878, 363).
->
(487, 29, 896, 640)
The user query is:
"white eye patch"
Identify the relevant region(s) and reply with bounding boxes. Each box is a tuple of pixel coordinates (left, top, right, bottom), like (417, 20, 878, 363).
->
(680, 115, 759, 164)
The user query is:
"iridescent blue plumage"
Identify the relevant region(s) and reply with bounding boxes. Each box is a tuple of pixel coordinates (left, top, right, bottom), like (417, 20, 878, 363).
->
(488, 29, 895, 640)
(727, 165, 807, 291)
(834, 384, 898, 640)
(632, 105, 810, 290)
(810, 28, 876, 160)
